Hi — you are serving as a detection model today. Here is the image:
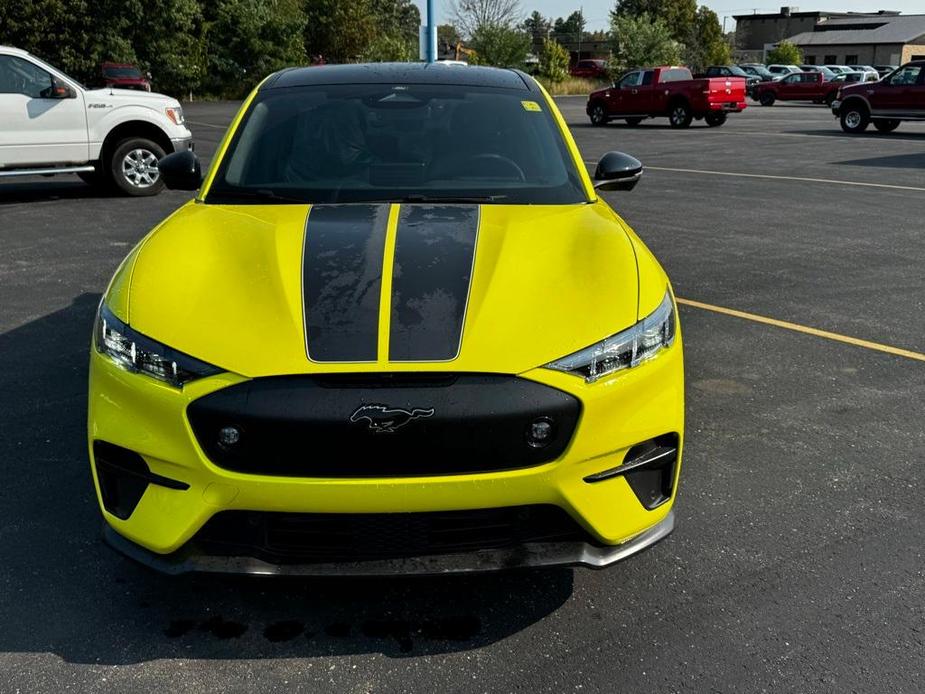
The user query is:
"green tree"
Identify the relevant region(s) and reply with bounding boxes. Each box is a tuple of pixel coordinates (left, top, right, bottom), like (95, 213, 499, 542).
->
(202, 0, 306, 97)
(522, 10, 550, 41)
(611, 0, 696, 44)
(469, 24, 530, 67)
(538, 37, 569, 82)
(303, 0, 377, 62)
(362, 33, 416, 62)
(684, 6, 729, 71)
(553, 10, 585, 40)
(766, 40, 802, 65)
(609, 13, 681, 75)
(0, 0, 96, 82)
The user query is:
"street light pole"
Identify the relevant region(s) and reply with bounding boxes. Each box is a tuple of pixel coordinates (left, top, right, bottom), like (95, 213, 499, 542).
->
(426, 0, 436, 63)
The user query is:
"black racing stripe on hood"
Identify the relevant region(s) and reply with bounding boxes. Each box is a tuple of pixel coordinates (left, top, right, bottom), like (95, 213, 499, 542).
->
(302, 204, 389, 362)
(389, 205, 479, 361)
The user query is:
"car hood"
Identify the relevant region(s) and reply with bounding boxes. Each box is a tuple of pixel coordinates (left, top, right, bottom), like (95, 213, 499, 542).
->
(121, 201, 641, 377)
(85, 87, 177, 105)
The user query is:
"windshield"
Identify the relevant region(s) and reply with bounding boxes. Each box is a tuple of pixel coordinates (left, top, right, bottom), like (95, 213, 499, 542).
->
(206, 83, 588, 205)
(727, 66, 749, 77)
(104, 66, 143, 79)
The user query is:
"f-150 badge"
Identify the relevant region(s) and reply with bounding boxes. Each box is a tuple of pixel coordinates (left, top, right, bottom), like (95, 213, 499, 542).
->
(350, 404, 435, 433)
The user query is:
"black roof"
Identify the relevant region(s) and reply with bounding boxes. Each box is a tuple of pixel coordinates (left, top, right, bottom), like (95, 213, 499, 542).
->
(262, 62, 535, 92)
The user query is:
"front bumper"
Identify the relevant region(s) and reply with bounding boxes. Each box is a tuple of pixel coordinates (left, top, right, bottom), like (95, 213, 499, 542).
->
(88, 332, 684, 574)
(103, 511, 675, 575)
(169, 135, 194, 153)
(831, 100, 842, 115)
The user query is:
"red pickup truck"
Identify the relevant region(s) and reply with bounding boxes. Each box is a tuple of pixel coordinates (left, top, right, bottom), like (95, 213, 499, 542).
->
(833, 60, 925, 133)
(587, 66, 747, 128)
(754, 71, 839, 106)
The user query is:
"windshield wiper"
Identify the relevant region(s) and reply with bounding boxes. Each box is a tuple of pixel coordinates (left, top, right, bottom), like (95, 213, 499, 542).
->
(210, 189, 308, 204)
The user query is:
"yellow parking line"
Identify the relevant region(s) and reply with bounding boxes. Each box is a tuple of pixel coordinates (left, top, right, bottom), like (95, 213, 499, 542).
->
(677, 298, 925, 363)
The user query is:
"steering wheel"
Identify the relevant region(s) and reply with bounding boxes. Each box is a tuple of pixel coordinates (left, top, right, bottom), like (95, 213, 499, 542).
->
(461, 153, 527, 181)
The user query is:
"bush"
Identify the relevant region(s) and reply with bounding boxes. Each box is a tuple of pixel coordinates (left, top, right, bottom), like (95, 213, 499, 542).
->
(538, 38, 570, 82)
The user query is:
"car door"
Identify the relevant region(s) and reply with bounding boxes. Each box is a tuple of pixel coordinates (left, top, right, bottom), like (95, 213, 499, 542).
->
(0, 54, 88, 168)
(612, 71, 642, 115)
(870, 63, 923, 115)
(776, 73, 799, 99)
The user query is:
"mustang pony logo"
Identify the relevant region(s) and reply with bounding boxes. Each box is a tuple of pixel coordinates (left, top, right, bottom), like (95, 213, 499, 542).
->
(349, 404, 435, 433)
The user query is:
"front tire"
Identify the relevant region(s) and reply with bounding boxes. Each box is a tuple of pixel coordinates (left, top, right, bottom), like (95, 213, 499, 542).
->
(668, 102, 692, 129)
(589, 103, 608, 126)
(873, 119, 900, 133)
(759, 91, 775, 106)
(705, 112, 727, 127)
(840, 103, 870, 134)
(109, 138, 166, 196)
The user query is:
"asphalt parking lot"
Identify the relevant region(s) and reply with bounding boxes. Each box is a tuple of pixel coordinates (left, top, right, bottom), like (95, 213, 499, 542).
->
(2, 97, 924, 692)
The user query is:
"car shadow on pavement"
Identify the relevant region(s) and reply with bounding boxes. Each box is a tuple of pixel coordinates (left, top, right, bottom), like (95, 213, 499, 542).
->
(832, 152, 925, 169)
(0, 180, 119, 205)
(787, 129, 925, 142)
(0, 294, 574, 664)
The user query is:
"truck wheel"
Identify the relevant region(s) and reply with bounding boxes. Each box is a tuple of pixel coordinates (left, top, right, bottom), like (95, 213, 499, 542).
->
(840, 104, 869, 134)
(759, 92, 775, 106)
(625, 117, 643, 126)
(109, 137, 166, 196)
(589, 103, 608, 126)
(668, 102, 692, 129)
(705, 112, 727, 127)
(873, 119, 900, 133)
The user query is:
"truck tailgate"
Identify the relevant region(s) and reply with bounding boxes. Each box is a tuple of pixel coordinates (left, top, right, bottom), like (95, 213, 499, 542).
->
(704, 77, 748, 108)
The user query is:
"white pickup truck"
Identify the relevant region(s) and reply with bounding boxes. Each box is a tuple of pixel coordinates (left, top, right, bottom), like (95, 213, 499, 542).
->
(0, 45, 193, 196)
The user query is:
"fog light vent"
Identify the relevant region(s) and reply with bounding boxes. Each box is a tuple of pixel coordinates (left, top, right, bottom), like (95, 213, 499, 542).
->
(93, 441, 190, 521)
(583, 433, 679, 510)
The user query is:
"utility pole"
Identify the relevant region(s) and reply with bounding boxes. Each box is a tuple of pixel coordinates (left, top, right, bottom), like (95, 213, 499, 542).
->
(577, 6, 583, 60)
(426, 0, 436, 63)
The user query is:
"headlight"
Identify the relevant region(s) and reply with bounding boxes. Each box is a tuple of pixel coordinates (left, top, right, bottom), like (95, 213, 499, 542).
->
(165, 106, 184, 125)
(95, 304, 221, 387)
(545, 290, 676, 383)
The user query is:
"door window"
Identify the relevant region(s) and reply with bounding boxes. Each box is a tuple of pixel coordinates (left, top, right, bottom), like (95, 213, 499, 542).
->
(619, 72, 642, 88)
(889, 64, 921, 86)
(0, 56, 54, 98)
(782, 74, 800, 83)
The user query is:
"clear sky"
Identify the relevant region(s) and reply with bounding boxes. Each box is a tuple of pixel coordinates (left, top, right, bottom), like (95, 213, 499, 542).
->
(413, 1, 925, 32)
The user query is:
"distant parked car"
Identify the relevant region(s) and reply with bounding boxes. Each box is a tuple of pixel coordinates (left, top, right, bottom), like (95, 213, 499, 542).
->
(800, 65, 838, 80)
(767, 64, 801, 77)
(570, 59, 608, 79)
(739, 64, 775, 82)
(100, 62, 151, 91)
(873, 64, 898, 77)
(755, 71, 840, 106)
(840, 70, 880, 84)
(700, 65, 761, 96)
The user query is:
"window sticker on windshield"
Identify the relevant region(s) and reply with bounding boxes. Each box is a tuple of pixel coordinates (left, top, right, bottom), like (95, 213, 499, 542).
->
(521, 100, 542, 112)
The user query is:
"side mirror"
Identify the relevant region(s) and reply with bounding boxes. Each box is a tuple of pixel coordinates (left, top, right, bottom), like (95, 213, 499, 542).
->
(42, 77, 76, 99)
(594, 151, 643, 192)
(157, 150, 202, 191)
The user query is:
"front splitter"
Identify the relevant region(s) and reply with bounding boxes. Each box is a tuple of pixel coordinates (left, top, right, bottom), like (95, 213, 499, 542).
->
(103, 511, 674, 576)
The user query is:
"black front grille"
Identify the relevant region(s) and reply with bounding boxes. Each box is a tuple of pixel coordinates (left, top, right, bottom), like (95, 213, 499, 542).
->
(186, 373, 581, 477)
(191, 506, 589, 564)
